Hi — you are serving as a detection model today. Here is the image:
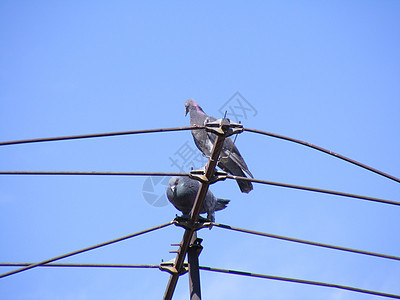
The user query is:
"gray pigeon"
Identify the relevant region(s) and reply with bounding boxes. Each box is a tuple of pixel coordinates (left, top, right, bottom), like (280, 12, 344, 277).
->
(185, 99, 254, 193)
(166, 176, 230, 222)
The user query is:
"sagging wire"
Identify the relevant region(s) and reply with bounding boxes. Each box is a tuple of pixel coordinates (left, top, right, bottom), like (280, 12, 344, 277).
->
(0, 221, 174, 279)
(1, 171, 396, 207)
(0, 126, 205, 147)
(244, 127, 400, 184)
(225, 175, 400, 206)
(0, 263, 160, 269)
(1, 262, 398, 298)
(0, 171, 189, 177)
(212, 223, 400, 262)
(1, 121, 399, 298)
(0, 125, 397, 183)
(199, 266, 400, 299)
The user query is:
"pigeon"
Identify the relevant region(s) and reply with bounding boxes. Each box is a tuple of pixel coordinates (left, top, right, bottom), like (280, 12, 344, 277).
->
(185, 99, 254, 193)
(166, 176, 230, 222)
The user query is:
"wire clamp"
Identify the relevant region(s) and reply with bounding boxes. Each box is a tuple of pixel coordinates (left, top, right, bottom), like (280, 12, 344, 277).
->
(159, 261, 188, 275)
(189, 169, 227, 184)
(173, 216, 212, 231)
(205, 118, 243, 137)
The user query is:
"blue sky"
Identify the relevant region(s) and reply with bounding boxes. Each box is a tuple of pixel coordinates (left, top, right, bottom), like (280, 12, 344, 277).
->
(1, 1, 399, 299)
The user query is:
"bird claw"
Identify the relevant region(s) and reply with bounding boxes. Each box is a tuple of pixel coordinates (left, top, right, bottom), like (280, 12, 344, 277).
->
(198, 215, 209, 222)
(175, 214, 190, 222)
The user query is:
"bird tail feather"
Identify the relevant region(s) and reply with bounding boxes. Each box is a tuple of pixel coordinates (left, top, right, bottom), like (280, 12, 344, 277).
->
(237, 179, 253, 193)
(215, 198, 230, 211)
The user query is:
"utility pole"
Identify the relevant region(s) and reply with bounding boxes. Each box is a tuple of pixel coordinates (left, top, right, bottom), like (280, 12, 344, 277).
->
(188, 231, 203, 300)
(163, 118, 243, 300)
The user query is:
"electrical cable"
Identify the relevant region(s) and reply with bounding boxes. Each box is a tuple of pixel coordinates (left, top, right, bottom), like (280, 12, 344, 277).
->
(1, 122, 398, 298)
(199, 266, 400, 299)
(226, 175, 400, 206)
(212, 223, 400, 262)
(0, 263, 159, 269)
(1, 171, 396, 206)
(0, 221, 173, 279)
(0, 125, 397, 184)
(0, 126, 204, 146)
(1, 262, 398, 299)
(0, 171, 188, 177)
(244, 127, 400, 184)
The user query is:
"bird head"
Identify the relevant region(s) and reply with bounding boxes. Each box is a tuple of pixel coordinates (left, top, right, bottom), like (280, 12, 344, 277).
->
(184, 99, 199, 116)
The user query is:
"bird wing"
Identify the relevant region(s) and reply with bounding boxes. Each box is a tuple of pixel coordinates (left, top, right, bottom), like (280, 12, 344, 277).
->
(203, 116, 253, 178)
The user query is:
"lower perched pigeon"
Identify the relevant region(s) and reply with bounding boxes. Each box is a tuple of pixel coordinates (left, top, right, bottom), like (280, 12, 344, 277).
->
(185, 99, 254, 193)
(166, 176, 229, 222)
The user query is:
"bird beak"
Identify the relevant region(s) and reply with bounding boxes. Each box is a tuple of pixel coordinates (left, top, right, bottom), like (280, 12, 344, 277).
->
(185, 106, 189, 117)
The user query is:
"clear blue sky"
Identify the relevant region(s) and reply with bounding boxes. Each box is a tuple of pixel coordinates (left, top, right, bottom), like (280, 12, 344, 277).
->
(1, 1, 399, 299)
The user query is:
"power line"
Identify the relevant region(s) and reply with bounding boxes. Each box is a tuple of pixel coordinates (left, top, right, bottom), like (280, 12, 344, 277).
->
(0, 126, 204, 147)
(0, 263, 160, 269)
(0, 125, 397, 185)
(199, 266, 400, 299)
(0, 171, 188, 177)
(3, 262, 397, 299)
(226, 175, 400, 207)
(212, 223, 400, 262)
(244, 127, 400, 184)
(1, 171, 396, 206)
(1, 121, 398, 298)
(0, 221, 173, 279)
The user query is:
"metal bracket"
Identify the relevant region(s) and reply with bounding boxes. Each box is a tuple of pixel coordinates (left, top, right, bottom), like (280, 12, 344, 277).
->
(205, 118, 243, 137)
(173, 216, 213, 231)
(189, 169, 228, 184)
(159, 261, 188, 276)
(189, 238, 203, 256)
